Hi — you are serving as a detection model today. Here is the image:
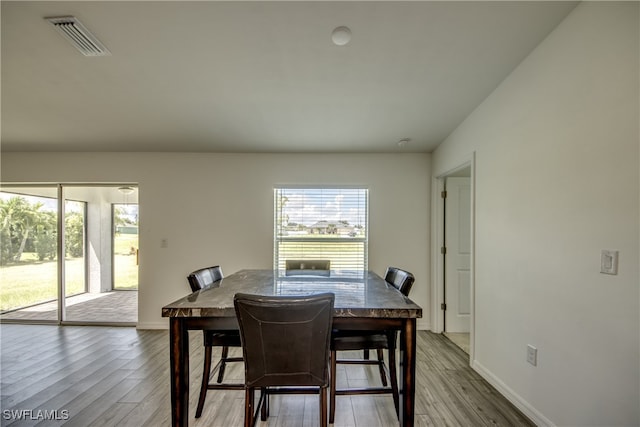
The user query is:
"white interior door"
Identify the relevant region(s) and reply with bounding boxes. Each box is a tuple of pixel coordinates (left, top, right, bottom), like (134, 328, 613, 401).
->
(445, 177, 471, 333)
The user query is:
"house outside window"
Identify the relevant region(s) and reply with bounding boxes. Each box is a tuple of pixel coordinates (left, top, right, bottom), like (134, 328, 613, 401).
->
(274, 187, 368, 273)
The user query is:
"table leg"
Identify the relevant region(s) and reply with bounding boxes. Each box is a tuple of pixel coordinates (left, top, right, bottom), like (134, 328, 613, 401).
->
(399, 319, 416, 427)
(170, 318, 189, 427)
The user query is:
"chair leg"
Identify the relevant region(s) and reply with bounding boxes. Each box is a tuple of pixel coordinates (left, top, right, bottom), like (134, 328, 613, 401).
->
(217, 345, 229, 383)
(245, 388, 254, 427)
(363, 349, 370, 359)
(195, 345, 213, 418)
(261, 387, 269, 421)
(329, 350, 337, 423)
(388, 337, 399, 418)
(376, 348, 388, 387)
(320, 386, 328, 427)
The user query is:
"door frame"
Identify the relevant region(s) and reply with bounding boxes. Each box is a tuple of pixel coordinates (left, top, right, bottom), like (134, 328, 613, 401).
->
(431, 153, 476, 360)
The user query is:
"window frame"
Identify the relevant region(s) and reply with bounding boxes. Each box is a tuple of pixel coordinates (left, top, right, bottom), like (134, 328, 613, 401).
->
(273, 185, 369, 273)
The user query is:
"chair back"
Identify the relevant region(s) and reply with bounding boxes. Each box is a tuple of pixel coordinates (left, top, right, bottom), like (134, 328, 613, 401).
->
(234, 292, 335, 388)
(384, 267, 415, 296)
(285, 259, 331, 276)
(187, 265, 224, 292)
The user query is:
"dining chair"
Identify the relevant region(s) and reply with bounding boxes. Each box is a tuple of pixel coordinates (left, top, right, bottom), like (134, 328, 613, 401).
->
(187, 265, 243, 418)
(329, 266, 415, 423)
(234, 292, 335, 427)
(285, 259, 331, 276)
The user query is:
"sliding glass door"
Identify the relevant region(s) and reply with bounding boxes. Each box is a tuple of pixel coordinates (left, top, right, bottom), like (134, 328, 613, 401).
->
(63, 185, 138, 323)
(0, 184, 138, 324)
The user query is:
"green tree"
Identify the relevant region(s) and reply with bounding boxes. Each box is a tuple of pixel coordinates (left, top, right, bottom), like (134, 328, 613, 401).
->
(114, 206, 128, 229)
(65, 212, 84, 258)
(0, 197, 60, 263)
(13, 202, 42, 262)
(0, 197, 33, 264)
(33, 211, 57, 261)
(114, 205, 138, 235)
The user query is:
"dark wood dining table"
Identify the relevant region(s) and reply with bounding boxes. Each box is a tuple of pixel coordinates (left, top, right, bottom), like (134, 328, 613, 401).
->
(162, 269, 422, 426)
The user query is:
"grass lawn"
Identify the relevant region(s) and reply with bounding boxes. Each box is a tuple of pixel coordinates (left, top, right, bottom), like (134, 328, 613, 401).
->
(0, 234, 138, 312)
(114, 234, 138, 290)
(114, 253, 138, 290)
(0, 258, 84, 312)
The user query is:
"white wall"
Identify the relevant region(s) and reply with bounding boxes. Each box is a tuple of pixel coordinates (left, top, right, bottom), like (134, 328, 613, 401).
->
(433, 2, 639, 426)
(1, 152, 431, 330)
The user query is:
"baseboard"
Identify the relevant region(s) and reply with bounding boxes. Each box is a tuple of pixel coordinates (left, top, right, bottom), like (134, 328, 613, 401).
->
(136, 321, 168, 330)
(417, 319, 431, 330)
(471, 360, 555, 427)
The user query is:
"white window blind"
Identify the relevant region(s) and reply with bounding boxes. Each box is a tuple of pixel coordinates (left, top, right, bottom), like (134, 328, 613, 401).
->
(274, 187, 368, 272)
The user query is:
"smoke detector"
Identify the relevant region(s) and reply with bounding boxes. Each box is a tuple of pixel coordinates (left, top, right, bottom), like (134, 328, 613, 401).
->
(45, 16, 111, 57)
(331, 26, 352, 46)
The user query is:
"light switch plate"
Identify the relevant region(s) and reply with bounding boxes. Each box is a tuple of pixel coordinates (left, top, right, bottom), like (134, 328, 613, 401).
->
(527, 344, 537, 366)
(600, 250, 618, 275)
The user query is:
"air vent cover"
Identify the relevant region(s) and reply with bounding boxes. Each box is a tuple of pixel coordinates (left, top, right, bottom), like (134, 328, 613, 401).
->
(45, 16, 111, 57)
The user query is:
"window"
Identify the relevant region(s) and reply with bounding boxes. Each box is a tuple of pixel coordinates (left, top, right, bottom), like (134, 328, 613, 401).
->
(113, 203, 139, 290)
(274, 187, 368, 272)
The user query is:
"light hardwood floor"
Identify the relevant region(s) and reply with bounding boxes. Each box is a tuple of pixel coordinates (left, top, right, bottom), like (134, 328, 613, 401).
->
(0, 325, 533, 426)
(442, 333, 470, 354)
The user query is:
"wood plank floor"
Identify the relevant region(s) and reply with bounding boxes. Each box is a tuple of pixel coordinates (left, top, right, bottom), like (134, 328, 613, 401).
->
(0, 325, 533, 426)
(442, 333, 470, 355)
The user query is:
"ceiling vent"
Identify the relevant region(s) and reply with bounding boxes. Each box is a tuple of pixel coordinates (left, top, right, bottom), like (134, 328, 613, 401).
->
(45, 16, 111, 57)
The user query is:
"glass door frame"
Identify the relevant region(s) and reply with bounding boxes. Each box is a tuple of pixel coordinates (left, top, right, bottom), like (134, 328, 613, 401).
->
(58, 184, 65, 323)
(61, 183, 138, 326)
(0, 182, 138, 326)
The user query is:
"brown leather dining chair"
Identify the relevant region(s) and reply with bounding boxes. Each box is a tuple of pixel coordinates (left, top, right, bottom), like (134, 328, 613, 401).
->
(234, 292, 335, 427)
(187, 265, 243, 418)
(285, 259, 331, 276)
(329, 266, 415, 423)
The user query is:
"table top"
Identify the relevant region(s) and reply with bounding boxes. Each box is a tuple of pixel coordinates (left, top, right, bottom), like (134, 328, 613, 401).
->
(162, 269, 422, 319)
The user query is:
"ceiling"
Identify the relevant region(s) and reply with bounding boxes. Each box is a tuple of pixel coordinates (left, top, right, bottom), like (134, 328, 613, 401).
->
(1, 1, 577, 153)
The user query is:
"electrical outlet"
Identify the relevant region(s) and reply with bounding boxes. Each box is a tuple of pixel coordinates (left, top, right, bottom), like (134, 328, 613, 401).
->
(527, 344, 537, 366)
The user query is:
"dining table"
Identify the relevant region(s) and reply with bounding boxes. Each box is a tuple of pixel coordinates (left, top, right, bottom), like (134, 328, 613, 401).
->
(162, 269, 423, 427)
